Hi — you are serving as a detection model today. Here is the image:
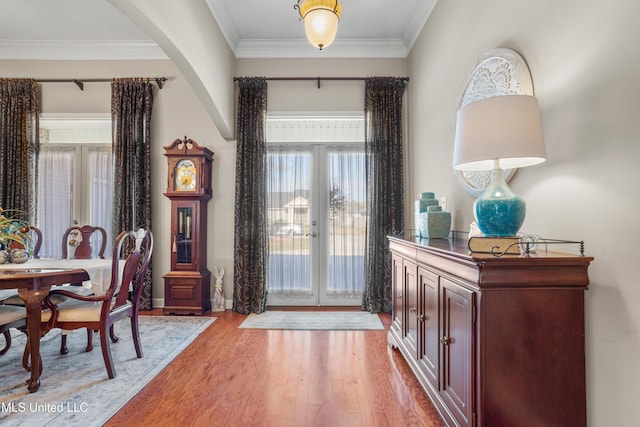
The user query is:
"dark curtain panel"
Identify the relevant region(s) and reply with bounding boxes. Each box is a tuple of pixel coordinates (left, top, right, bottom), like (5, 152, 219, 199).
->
(362, 77, 407, 313)
(233, 78, 268, 314)
(111, 78, 155, 310)
(0, 79, 40, 222)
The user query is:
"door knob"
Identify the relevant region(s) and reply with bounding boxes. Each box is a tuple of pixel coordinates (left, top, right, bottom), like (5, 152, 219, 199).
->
(440, 336, 451, 346)
(306, 232, 318, 238)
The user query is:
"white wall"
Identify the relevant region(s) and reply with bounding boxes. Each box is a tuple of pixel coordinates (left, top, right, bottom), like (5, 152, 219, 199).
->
(408, 0, 640, 425)
(1, 59, 234, 309)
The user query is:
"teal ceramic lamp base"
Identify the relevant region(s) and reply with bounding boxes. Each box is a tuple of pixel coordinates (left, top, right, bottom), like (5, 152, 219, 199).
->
(474, 167, 525, 237)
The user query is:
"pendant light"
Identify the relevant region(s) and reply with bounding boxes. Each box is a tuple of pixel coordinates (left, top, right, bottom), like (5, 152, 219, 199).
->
(295, 0, 342, 50)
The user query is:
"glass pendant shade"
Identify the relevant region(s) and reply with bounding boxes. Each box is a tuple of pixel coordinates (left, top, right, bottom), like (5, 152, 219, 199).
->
(299, 0, 342, 50)
(453, 95, 546, 237)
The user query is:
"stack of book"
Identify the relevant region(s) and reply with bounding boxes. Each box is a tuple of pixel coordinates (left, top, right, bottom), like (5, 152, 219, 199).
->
(468, 236, 520, 255)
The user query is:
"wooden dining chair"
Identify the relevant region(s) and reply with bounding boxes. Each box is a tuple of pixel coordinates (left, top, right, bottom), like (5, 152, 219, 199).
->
(62, 225, 107, 259)
(0, 305, 27, 356)
(41, 228, 153, 379)
(3, 224, 93, 309)
(8, 225, 42, 258)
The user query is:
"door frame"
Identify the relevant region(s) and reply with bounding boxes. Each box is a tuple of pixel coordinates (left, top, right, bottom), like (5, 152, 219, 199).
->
(265, 141, 365, 307)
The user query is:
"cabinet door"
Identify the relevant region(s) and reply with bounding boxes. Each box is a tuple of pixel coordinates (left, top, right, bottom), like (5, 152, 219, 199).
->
(418, 267, 440, 389)
(440, 278, 475, 427)
(391, 253, 403, 334)
(403, 259, 418, 357)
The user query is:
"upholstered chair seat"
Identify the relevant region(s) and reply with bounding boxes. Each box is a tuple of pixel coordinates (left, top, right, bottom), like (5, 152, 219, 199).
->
(0, 305, 27, 355)
(0, 289, 19, 301)
(0, 305, 26, 327)
(42, 297, 129, 323)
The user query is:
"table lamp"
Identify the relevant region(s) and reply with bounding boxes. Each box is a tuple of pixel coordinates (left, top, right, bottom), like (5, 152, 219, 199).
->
(453, 95, 546, 237)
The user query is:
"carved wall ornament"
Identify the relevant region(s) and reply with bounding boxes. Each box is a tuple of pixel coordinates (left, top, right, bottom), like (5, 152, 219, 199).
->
(455, 48, 535, 196)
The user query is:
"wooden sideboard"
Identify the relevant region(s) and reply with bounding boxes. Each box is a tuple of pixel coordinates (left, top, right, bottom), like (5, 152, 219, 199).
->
(387, 235, 593, 427)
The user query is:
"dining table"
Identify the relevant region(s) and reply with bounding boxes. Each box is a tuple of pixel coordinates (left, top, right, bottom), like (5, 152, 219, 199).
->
(0, 267, 88, 392)
(0, 258, 119, 393)
(0, 258, 118, 295)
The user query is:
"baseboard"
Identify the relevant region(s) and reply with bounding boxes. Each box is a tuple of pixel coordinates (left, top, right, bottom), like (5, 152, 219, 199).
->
(153, 298, 232, 310)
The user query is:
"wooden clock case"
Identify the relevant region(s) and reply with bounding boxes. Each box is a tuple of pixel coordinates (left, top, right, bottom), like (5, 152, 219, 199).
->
(162, 137, 214, 315)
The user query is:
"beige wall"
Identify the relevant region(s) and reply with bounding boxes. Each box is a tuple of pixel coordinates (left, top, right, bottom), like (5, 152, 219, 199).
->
(1, 59, 234, 309)
(109, 0, 236, 139)
(235, 58, 407, 113)
(0, 56, 406, 312)
(408, 0, 640, 425)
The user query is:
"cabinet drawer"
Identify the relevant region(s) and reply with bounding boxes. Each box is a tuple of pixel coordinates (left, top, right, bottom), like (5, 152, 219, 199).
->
(168, 283, 198, 300)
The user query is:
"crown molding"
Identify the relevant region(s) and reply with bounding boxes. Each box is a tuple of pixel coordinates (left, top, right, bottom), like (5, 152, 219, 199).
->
(0, 40, 167, 60)
(403, 0, 438, 51)
(235, 38, 408, 59)
(205, 0, 240, 53)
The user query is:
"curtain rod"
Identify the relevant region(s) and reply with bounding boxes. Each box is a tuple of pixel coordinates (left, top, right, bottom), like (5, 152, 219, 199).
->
(36, 77, 168, 91)
(233, 76, 409, 89)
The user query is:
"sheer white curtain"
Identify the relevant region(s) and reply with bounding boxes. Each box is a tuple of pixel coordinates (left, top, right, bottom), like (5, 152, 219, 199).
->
(37, 147, 112, 259)
(37, 149, 73, 258)
(328, 148, 366, 296)
(266, 145, 366, 300)
(89, 148, 113, 256)
(266, 146, 312, 295)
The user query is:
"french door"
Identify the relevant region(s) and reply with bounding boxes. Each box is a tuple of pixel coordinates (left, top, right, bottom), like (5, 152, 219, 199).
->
(266, 143, 366, 306)
(37, 116, 113, 259)
(37, 146, 113, 258)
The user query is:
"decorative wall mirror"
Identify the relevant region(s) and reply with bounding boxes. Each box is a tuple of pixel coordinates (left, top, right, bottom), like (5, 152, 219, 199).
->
(455, 48, 534, 196)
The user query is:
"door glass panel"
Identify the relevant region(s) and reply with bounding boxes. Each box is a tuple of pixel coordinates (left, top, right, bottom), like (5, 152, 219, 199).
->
(38, 117, 112, 259)
(266, 147, 313, 298)
(327, 148, 366, 299)
(37, 149, 74, 258)
(177, 207, 193, 263)
(88, 148, 113, 256)
(265, 114, 366, 306)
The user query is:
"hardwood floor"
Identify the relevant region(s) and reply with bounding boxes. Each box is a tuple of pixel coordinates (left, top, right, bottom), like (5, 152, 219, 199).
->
(106, 309, 445, 427)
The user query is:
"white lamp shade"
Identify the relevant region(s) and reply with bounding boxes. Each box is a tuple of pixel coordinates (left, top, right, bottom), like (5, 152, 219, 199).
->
(453, 95, 546, 171)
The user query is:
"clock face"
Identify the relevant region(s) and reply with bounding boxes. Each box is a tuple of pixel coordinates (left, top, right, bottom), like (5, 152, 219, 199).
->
(175, 159, 197, 191)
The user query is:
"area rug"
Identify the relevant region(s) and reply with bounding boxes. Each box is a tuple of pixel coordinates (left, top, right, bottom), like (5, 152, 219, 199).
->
(238, 311, 384, 331)
(0, 315, 215, 426)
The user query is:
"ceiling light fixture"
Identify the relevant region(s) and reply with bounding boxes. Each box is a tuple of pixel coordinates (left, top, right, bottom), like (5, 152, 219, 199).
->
(295, 0, 342, 50)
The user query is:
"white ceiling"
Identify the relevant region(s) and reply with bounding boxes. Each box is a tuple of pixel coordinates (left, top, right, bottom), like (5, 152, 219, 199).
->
(0, 0, 437, 59)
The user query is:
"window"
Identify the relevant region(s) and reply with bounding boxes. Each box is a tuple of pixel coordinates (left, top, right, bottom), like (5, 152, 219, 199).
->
(37, 116, 113, 258)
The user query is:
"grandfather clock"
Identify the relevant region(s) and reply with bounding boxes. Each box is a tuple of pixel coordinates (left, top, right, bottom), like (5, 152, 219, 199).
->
(163, 137, 214, 315)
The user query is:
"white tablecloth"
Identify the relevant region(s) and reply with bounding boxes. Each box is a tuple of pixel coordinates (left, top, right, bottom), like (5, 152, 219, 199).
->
(0, 258, 121, 295)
